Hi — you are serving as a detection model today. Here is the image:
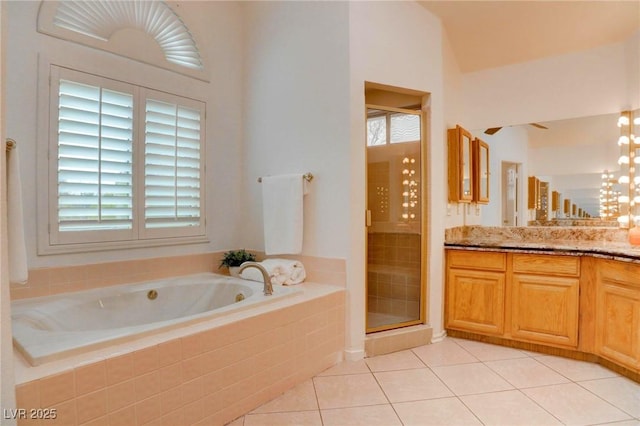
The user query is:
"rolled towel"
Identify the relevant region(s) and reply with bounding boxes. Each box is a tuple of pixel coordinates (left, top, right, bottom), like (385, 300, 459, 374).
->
(240, 259, 306, 285)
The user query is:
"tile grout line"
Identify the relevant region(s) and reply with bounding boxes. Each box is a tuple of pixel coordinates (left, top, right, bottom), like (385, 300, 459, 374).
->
(573, 378, 637, 421)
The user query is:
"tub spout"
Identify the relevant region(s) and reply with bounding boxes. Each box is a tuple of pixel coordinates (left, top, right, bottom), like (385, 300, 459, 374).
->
(238, 262, 273, 296)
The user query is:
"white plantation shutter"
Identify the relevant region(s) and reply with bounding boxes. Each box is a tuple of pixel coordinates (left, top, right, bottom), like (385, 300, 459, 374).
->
(55, 74, 134, 242)
(48, 66, 205, 250)
(144, 95, 203, 232)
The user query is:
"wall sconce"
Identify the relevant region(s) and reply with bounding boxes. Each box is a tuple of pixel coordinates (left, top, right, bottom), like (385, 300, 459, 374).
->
(617, 110, 640, 228)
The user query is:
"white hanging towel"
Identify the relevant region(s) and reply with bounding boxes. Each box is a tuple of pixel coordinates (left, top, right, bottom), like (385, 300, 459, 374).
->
(261, 174, 305, 255)
(7, 145, 28, 284)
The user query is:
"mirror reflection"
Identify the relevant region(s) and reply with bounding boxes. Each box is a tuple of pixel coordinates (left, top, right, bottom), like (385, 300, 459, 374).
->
(476, 111, 631, 227)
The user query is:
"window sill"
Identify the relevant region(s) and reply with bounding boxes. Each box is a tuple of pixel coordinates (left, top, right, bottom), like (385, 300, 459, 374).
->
(37, 235, 210, 256)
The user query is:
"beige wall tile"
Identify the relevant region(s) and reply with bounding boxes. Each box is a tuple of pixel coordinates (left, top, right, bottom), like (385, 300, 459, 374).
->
(106, 380, 136, 413)
(134, 371, 161, 402)
(76, 362, 106, 395)
(157, 341, 181, 368)
(76, 390, 107, 425)
(106, 354, 134, 386)
(39, 371, 75, 407)
(133, 347, 159, 376)
(134, 394, 161, 425)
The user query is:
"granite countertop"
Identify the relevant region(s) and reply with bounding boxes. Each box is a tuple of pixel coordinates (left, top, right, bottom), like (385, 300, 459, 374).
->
(445, 226, 640, 263)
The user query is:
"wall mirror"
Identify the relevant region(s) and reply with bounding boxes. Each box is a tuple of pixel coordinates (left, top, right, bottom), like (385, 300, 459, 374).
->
(480, 111, 632, 227)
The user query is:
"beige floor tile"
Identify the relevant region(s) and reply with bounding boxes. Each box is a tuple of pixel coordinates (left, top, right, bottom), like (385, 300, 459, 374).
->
(374, 368, 453, 403)
(579, 377, 640, 418)
(313, 373, 388, 409)
(411, 338, 478, 367)
(535, 355, 619, 381)
(485, 357, 570, 388)
(393, 397, 482, 426)
(317, 359, 370, 376)
(461, 389, 563, 425)
(431, 362, 514, 396)
(523, 383, 631, 425)
(365, 349, 425, 372)
(453, 338, 530, 361)
(243, 410, 322, 426)
(251, 379, 318, 414)
(320, 404, 401, 426)
(226, 418, 245, 426)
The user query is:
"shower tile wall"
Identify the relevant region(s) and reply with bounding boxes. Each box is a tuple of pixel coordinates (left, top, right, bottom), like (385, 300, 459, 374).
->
(367, 232, 420, 321)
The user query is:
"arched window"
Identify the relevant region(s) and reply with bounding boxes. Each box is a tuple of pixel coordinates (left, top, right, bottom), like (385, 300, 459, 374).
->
(38, 0, 206, 79)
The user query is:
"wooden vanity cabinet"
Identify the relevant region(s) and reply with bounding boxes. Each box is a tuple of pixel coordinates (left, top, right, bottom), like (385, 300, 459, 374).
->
(445, 250, 580, 348)
(448, 125, 474, 202)
(595, 260, 640, 371)
(446, 251, 506, 335)
(511, 254, 580, 348)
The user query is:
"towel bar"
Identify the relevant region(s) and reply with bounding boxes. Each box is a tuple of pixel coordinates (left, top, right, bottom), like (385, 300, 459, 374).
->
(257, 173, 313, 183)
(5, 138, 16, 152)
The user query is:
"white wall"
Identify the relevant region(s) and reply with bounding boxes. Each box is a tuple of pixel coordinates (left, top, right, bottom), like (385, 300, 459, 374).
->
(4, 2, 246, 268)
(478, 127, 529, 227)
(241, 1, 351, 258)
(1, 1, 17, 420)
(461, 33, 639, 130)
(349, 1, 447, 345)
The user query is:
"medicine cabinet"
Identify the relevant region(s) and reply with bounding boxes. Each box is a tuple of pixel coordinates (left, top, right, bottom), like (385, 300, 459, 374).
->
(448, 125, 474, 202)
(448, 125, 491, 204)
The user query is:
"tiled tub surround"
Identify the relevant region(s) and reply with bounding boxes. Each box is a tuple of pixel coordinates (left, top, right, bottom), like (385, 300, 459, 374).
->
(445, 225, 640, 260)
(10, 252, 346, 301)
(14, 283, 346, 426)
(11, 253, 346, 426)
(12, 273, 300, 366)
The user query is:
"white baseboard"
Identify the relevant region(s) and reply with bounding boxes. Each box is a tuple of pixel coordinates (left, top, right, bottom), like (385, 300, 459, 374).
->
(343, 348, 365, 361)
(431, 329, 447, 343)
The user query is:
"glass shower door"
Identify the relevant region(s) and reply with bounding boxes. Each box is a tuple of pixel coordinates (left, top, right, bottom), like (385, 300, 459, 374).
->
(366, 106, 423, 332)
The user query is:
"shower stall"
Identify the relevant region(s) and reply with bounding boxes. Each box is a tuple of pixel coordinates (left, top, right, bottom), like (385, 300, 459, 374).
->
(365, 83, 427, 333)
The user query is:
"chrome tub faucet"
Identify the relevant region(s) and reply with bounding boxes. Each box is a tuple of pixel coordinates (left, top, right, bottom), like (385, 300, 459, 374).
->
(238, 262, 273, 295)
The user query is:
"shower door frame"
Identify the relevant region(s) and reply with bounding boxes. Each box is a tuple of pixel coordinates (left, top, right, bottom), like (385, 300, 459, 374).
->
(364, 102, 428, 334)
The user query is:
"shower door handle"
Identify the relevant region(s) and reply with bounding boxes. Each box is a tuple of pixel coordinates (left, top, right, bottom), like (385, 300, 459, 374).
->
(366, 210, 372, 227)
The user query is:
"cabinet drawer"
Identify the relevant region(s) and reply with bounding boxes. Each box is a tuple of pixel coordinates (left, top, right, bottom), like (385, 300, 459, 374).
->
(513, 254, 579, 277)
(447, 250, 506, 271)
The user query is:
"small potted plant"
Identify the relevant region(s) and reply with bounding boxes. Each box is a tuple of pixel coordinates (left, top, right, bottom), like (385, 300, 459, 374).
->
(219, 249, 256, 277)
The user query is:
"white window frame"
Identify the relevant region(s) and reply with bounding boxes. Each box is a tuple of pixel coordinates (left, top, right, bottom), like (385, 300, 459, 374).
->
(39, 62, 207, 255)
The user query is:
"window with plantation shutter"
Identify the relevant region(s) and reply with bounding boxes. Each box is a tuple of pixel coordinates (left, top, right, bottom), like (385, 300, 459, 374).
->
(144, 94, 203, 234)
(57, 79, 134, 234)
(47, 65, 206, 251)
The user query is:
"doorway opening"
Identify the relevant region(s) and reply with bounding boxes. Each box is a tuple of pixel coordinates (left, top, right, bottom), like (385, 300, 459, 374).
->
(502, 161, 521, 226)
(365, 82, 429, 333)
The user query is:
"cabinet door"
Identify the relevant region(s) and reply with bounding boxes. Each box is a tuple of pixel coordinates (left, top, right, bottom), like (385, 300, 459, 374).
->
(596, 262, 640, 370)
(511, 274, 579, 348)
(448, 125, 473, 202)
(473, 138, 489, 204)
(447, 268, 505, 335)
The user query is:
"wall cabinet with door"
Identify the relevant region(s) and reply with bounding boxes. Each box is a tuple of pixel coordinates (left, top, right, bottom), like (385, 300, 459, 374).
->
(446, 248, 640, 377)
(448, 125, 490, 204)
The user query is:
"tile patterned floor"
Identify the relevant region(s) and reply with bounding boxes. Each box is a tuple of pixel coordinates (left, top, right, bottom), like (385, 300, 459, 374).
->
(227, 337, 640, 426)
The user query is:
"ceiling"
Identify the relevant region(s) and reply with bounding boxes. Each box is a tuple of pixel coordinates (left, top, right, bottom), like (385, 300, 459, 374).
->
(420, 1, 640, 73)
